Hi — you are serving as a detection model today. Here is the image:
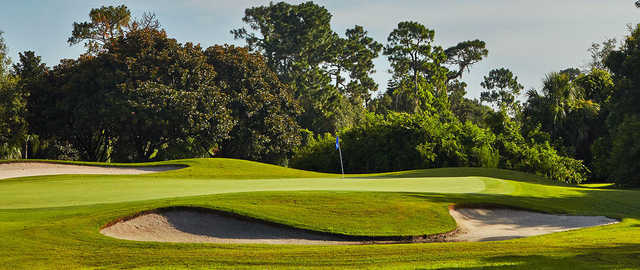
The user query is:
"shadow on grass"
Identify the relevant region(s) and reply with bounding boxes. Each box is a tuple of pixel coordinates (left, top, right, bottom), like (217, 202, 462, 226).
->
(427, 244, 640, 269)
(406, 187, 640, 219)
(348, 167, 574, 187)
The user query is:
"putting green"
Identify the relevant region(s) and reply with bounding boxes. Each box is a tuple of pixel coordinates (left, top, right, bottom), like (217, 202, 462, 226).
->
(0, 175, 488, 209)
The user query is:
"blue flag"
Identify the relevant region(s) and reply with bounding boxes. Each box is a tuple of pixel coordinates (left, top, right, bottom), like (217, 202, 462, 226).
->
(335, 136, 340, 150)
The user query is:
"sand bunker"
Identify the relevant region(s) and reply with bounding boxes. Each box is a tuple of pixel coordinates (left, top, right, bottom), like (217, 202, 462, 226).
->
(449, 207, 618, 242)
(101, 209, 359, 245)
(0, 162, 183, 180)
(101, 207, 618, 245)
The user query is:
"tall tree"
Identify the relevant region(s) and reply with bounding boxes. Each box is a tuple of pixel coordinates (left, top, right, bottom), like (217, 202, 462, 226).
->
(522, 68, 612, 174)
(586, 39, 617, 71)
(448, 80, 490, 125)
(480, 68, 524, 115)
(205, 45, 302, 164)
(68, 5, 161, 55)
(444, 39, 489, 82)
(103, 29, 233, 162)
(12, 51, 49, 159)
(0, 31, 27, 159)
(327, 25, 383, 106)
(384, 21, 448, 113)
(233, 2, 379, 133)
(0, 31, 9, 74)
(67, 5, 132, 54)
(232, 1, 336, 85)
(596, 23, 640, 185)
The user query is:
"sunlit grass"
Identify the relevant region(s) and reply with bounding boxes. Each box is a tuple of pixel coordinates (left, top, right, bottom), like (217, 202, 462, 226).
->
(0, 158, 639, 269)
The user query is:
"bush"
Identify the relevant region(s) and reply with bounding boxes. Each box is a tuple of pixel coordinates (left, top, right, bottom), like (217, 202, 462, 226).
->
(489, 111, 587, 184)
(608, 116, 640, 187)
(292, 111, 587, 184)
(292, 112, 492, 173)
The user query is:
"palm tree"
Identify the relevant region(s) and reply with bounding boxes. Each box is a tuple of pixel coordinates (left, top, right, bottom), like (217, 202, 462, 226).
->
(541, 73, 573, 135)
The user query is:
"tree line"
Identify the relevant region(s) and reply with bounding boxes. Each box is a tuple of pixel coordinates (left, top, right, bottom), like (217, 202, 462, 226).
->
(1, 2, 639, 186)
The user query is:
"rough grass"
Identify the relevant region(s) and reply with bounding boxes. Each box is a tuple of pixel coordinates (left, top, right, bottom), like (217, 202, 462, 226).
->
(0, 158, 639, 269)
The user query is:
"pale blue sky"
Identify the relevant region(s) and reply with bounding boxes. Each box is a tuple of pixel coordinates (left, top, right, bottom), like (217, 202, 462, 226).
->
(1, 0, 638, 98)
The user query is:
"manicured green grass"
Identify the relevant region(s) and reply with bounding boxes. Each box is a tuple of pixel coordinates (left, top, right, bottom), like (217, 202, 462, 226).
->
(0, 159, 490, 209)
(1, 158, 334, 179)
(1, 158, 639, 269)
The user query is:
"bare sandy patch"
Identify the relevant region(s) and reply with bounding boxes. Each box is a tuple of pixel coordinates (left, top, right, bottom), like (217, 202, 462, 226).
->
(101, 207, 618, 245)
(0, 162, 183, 180)
(448, 207, 618, 242)
(101, 209, 360, 245)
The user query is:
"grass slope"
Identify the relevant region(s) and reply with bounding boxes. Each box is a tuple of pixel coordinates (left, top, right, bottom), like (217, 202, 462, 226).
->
(0, 158, 334, 179)
(0, 158, 489, 209)
(0, 158, 639, 269)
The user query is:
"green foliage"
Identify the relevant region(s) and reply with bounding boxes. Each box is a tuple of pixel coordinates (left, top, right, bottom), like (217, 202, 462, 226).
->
(459, 121, 500, 168)
(289, 133, 339, 173)
(40, 55, 119, 161)
(96, 29, 232, 162)
(516, 24, 640, 185)
(447, 80, 491, 125)
(444, 39, 489, 81)
(233, 2, 379, 134)
(21, 19, 299, 163)
(0, 31, 27, 159)
(114, 82, 231, 161)
(329, 25, 383, 105)
(232, 2, 336, 82)
(575, 68, 614, 103)
(4, 3, 629, 187)
(383, 21, 448, 113)
(487, 110, 587, 184)
(293, 110, 586, 183)
(376, 22, 487, 115)
(0, 73, 25, 159)
(68, 5, 132, 54)
(587, 38, 617, 71)
(205, 45, 302, 164)
(597, 24, 640, 185)
(522, 68, 613, 179)
(608, 116, 640, 187)
(606, 24, 640, 119)
(480, 67, 524, 115)
(0, 31, 9, 72)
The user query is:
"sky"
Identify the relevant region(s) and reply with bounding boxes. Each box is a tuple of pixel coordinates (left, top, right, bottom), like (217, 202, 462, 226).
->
(1, 0, 638, 99)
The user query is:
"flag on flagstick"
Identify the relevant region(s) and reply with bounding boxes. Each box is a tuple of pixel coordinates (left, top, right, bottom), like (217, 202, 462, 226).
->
(336, 136, 344, 178)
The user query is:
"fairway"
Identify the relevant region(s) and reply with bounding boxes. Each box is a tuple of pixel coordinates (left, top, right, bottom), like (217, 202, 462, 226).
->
(0, 158, 639, 269)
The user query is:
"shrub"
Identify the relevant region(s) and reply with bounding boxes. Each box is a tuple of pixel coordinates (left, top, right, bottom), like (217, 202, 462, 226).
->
(292, 111, 587, 184)
(608, 116, 640, 187)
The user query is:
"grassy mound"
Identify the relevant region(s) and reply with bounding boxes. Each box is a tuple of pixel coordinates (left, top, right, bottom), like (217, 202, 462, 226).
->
(166, 191, 456, 237)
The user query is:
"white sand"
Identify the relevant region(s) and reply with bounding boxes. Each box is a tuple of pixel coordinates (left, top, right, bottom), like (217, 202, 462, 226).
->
(448, 207, 618, 242)
(101, 210, 357, 245)
(0, 162, 182, 180)
(101, 207, 618, 245)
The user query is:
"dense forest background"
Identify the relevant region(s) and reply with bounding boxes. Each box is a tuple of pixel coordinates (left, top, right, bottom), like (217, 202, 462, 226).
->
(1, 2, 639, 186)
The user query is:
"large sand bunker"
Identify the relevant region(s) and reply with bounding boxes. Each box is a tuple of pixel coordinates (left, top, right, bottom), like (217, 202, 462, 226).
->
(448, 207, 618, 242)
(0, 162, 183, 180)
(101, 209, 358, 245)
(101, 207, 618, 245)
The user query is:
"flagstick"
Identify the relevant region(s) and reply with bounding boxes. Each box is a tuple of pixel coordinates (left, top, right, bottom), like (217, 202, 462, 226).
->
(338, 144, 345, 178)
